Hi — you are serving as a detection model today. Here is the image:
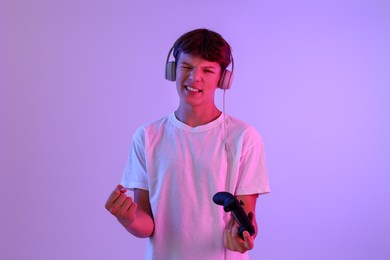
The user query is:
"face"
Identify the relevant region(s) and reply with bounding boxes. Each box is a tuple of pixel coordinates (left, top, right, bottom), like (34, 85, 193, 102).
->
(175, 52, 222, 108)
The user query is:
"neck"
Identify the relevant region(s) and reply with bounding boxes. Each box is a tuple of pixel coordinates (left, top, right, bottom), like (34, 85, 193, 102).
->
(175, 104, 221, 127)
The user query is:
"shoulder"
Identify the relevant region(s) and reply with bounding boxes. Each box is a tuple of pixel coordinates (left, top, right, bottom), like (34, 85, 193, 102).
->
(226, 114, 261, 140)
(225, 115, 265, 155)
(133, 114, 172, 140)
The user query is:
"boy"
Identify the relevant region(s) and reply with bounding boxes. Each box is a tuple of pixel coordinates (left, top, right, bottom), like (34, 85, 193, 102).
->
(105, 28, 270, 259)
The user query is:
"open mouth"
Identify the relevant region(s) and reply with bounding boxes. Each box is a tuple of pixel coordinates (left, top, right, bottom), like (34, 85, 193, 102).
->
(185, 85, 202, 93)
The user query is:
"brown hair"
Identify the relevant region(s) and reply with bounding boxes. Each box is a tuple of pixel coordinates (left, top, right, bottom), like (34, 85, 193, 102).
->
(172, 29, 232, 73)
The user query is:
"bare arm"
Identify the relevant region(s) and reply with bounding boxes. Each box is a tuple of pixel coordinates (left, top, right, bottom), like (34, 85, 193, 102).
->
(224, 194, 258, 253)
(105, 185, 154, 238)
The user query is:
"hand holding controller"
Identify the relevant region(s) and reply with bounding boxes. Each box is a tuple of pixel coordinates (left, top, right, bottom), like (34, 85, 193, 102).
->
(213, 192, 255, 239)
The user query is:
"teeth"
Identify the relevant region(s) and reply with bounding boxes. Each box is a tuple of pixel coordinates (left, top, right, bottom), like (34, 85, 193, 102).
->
(186, 86, 200, 92)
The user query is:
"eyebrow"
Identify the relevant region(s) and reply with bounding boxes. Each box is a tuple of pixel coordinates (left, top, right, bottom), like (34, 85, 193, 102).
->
(180, 61, 217, 70)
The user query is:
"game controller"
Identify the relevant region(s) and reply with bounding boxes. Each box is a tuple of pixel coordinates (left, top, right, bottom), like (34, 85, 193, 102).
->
(213, 191, 255, 239)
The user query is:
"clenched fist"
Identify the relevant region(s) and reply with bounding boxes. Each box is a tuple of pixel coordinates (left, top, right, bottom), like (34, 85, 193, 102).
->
(105, 185, 138, 227)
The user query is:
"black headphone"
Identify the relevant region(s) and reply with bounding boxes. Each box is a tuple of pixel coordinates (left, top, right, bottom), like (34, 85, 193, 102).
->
(165, 46, 234, 90)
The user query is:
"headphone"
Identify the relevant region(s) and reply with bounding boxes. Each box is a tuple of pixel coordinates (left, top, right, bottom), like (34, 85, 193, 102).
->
(165, 46, 234, 90)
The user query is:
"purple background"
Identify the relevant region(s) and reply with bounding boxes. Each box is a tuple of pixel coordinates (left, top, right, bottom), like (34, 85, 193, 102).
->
(2, 0, 389, 259)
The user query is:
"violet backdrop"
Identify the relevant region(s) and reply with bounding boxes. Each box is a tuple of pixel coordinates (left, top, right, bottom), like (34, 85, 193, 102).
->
(1, 0, 389, 259)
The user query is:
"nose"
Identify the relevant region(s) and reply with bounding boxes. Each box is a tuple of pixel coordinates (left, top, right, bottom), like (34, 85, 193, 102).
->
(188, 68, 201, 82)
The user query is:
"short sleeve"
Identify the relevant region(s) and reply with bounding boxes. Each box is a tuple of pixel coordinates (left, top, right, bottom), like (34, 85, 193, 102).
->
(235, 128, 270, 196)
(121, 127, 149, 191)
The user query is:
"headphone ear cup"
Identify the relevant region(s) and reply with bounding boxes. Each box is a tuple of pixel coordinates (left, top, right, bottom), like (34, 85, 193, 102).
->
(165, 61, 176, 81)
(218, 70, 233, 90)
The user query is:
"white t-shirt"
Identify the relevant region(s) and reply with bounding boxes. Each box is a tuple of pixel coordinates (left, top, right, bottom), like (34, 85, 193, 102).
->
(122, 113, 270, 260)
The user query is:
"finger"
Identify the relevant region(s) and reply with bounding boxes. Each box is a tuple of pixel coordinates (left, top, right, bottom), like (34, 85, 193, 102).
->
(232, 226, 241, 240)
(114, 193, 127, 207)
(247, 211, 257, 238)
(248, 211, 254, 223)
(242, 230, 250, 241)
(231, 227, 242, 251)
(225, 228, 236, 251)
(242, 231, 254, 250)
(224, 229, 229, 248)
(107, 193, 128, 215)
(105, 185, 123, 210)
(126, 201, 138, 220)
(232, 227, 249, 253)
(121, 196, 134, 211)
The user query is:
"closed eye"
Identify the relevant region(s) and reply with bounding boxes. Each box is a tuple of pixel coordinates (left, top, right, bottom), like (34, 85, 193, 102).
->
(180, 65, 192, 70)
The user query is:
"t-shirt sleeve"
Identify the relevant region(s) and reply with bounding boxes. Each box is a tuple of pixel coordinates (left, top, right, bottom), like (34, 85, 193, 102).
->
(235, 127, 270, 196)
(121, 128, 149, 191)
